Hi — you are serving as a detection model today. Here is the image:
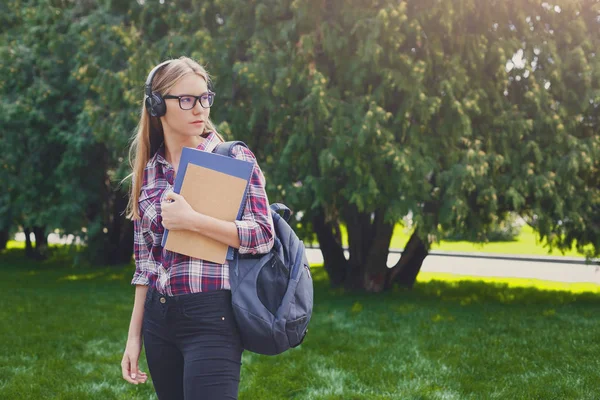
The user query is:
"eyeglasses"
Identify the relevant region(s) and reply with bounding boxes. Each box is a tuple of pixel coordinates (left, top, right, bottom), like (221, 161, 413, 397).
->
(163, 91, 215, 110)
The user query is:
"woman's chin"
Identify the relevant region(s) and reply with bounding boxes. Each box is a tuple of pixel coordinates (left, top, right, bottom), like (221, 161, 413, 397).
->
(184, 126, 205, 135)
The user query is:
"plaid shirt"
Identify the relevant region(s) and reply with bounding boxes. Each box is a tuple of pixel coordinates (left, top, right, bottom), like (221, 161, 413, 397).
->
(131, 131, 274, 295)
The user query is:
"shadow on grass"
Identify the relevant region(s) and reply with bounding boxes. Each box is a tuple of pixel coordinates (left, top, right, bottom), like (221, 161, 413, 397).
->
(414, 279, 600, 306)
(310, 265, 600, 307)
(0, 247, 133, 284)
(3, 247, 600, 308)
(1, 245, 89, 269)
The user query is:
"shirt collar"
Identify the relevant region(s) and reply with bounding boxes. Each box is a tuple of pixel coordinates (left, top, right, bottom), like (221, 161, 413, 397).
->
(198, 130, 221, 153)
(153, 145, 169, 167)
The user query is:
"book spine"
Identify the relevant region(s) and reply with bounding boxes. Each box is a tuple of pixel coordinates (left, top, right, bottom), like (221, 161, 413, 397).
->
(226, 179, 251, 260)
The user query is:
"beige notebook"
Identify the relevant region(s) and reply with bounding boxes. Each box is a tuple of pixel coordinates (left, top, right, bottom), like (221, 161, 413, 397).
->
(161, 147, 253, 264)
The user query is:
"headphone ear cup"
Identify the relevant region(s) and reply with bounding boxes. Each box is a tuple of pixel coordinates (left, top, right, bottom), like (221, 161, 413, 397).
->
(144, 96, 155, 116)
(145, 93, 166, 117)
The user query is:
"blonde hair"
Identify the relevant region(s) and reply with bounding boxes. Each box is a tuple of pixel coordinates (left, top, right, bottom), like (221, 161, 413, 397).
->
(125, 56, 225, 220)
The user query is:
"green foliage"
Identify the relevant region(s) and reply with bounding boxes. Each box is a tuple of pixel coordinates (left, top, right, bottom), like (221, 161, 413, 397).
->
(0, 0, 82, 235)
(217, 0, 599, 259)
(443, 213, 524, 242)
(0, 0, 598, 267)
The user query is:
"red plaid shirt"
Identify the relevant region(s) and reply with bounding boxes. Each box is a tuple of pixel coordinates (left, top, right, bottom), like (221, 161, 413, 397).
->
(131, 132, 274, 295)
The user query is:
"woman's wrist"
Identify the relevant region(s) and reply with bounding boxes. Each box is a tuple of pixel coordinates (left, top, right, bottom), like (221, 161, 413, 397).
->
(127, 334, 142, 343)
(187, 210, 240, 248)
(188, 210, 206, 233)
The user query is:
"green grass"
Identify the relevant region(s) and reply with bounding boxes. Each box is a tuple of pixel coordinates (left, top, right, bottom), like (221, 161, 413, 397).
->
(2, 247, 600, 399)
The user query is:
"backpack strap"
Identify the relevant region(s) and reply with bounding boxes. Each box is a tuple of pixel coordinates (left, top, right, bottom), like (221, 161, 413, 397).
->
(270, 203, 291, 223)
(212, 140, 249, 157)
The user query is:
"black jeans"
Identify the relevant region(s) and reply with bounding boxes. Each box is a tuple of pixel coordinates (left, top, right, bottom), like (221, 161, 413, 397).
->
(142, 287, 243, 400)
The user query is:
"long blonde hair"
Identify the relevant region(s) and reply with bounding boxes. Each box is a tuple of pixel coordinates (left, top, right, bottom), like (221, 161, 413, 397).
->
(125, 56, 225, 220)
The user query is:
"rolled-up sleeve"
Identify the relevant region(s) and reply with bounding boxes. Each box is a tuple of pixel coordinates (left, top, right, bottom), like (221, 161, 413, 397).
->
(131, 215, 152, 286)
(232, 145, 275, 255)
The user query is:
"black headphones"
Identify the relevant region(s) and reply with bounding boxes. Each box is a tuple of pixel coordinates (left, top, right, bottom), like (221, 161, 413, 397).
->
(144, 60, 172, 118)
(144, 60, 214, 118)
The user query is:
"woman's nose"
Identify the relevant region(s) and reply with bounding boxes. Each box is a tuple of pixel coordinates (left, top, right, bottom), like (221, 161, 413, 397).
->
(193, 100, 204, 114)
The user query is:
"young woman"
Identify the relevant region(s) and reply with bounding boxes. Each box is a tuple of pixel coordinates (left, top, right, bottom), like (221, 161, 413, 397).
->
(121, 56, 274, 399)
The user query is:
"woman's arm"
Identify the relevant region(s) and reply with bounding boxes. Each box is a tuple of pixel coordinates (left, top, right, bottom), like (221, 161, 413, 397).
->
(121, 284, 149, 385)
(162, 191, 241, 248)
(229, 145, 275, 255)
(161, 145, 274, 255)
(189, 213, 241, 249)
(127, 284, 148, 340)
(122, 212, 151, 385)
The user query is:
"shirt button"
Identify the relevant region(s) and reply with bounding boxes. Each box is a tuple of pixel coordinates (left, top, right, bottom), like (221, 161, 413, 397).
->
(160, 297, 166, 304)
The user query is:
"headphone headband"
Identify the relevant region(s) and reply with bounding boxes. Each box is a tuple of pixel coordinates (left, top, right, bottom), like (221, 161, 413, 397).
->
(144, 60, 173, 98)
(144, 60, 213, 97)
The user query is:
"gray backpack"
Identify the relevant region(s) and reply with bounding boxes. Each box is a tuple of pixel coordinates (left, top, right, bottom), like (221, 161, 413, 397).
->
(214, 141, 314, 355)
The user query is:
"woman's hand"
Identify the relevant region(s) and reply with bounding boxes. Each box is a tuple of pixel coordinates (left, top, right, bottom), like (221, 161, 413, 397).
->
(161, 191, 196, 231)
(121, 337, 148, 385)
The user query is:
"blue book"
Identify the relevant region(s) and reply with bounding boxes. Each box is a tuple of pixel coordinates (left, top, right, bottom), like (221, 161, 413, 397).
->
(161, 146, 254, 264)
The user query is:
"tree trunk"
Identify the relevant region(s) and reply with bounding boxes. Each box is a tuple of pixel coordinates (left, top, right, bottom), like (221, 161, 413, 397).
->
(118, 218, 134, 264)
(107, 189, 135, 265)
(0, 229, 8, 250)
(87, 144, 122, 267)
(315, 205, 429, 291)
(22, 226, 49, 260)
(385, 232, 429, 289)
(24, 227, 34, 258)
(363, 211, 395, 292)
(33, 226, 47, 248)
(337, 206, 395, 292)
(33, 226, 49, 260)
(312, 209, 347, 286)
(344, 207, 372, 290)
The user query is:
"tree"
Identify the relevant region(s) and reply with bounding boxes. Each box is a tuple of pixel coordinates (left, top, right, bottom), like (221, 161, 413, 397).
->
(0, 0, 82, 259)
(1, 0, 597, 281)
(1, 0, 139, 264)
(215, 0, 600, 291)
(68, 0, 227, 264)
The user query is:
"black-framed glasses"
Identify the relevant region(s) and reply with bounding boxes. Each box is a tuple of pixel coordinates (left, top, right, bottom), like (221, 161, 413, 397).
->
(163, 91, 215, 110)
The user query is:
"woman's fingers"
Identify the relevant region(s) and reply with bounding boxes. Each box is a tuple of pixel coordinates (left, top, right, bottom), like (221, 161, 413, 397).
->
(136, 371, 149, 383)
(122, 353, 149, 385)
(164, 190, 181, 202)
(121, 355, 140, 385)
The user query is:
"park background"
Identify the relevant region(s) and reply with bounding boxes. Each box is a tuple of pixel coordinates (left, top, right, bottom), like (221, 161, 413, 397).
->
(1, 0, 599, 398)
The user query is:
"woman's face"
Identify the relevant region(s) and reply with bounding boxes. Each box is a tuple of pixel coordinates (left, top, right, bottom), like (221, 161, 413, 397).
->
(161, 73, 211, 137)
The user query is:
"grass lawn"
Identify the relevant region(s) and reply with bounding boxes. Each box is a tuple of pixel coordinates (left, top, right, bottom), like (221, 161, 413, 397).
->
(2, 247, 600, 399)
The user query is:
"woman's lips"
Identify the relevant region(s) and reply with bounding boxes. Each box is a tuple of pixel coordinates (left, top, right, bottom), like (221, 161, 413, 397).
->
(190, 121, 204, 125)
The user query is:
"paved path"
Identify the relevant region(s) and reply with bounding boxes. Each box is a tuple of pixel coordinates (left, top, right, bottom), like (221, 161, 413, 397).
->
(305, 249, 600, 284)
